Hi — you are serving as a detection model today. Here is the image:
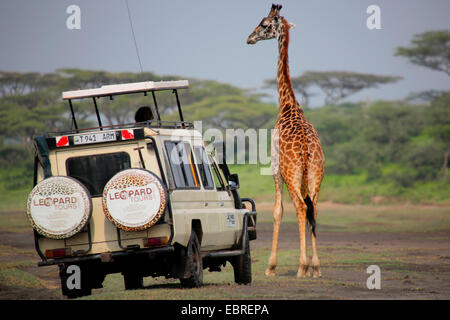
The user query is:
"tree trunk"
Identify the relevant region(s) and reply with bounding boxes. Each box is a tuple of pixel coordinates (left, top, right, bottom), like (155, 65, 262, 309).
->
(442, 150, 448, 179)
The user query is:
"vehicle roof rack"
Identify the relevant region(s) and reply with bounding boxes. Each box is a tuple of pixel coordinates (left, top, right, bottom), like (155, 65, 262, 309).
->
(62, 80, 189, 100)
(62, 80, 189, 132)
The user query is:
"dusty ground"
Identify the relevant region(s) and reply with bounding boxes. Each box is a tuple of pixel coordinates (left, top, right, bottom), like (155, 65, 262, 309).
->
(0, 203, 449, 300)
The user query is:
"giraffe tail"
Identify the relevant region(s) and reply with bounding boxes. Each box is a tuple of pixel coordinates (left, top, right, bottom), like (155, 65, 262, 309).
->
(304, 194, 316, 237)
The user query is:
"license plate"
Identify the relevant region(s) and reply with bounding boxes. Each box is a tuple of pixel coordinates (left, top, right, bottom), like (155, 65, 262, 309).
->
(73, 132, 117, 145)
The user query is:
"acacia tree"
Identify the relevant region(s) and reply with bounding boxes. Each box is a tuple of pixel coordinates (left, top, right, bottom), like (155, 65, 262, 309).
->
(264, 71, 401, 106)
(302, 71, 402, 105)
(396, 30, 450, 178)
(0, 71, 60, 97)
(395, 30, 450, 76)
(426, 92, 450, 179)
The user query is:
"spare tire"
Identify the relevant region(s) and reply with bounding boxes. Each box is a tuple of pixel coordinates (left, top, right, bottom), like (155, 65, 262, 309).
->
(26, 176, 92, 239)
(102, 168, 167, 232)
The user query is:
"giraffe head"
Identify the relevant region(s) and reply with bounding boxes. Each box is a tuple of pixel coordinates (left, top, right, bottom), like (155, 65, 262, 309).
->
(247, 4, 294, 45)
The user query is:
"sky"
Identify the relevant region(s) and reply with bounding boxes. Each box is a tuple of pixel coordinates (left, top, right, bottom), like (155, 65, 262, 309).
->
(0, 0, 449, 106)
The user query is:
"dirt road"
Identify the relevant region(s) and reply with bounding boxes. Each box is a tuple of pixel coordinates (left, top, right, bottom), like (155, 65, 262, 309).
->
(0, 203, 449, 299)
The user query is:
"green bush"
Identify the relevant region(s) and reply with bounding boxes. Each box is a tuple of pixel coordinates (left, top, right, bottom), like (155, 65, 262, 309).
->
(0, 165, 33, 191)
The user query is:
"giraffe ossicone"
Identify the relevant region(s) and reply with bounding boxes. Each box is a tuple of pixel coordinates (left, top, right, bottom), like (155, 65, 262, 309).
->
(247, 4, 325, 278)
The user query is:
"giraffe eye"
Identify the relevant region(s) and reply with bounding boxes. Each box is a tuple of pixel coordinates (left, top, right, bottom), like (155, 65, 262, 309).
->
(261, 23, 268, 28)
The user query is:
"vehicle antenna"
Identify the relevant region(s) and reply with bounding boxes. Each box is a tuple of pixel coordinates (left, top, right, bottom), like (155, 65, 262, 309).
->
(125, 0, 144, 73)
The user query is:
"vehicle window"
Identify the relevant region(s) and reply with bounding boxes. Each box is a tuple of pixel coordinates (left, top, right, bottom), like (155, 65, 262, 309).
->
(209, 156, 225, 191)
(66, 152, 131, 197)
(165, 141, 200, 189)
(193, 147, 214, 189)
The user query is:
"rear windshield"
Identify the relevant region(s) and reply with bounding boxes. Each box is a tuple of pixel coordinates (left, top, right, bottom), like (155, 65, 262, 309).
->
(66, 152, 131, 197)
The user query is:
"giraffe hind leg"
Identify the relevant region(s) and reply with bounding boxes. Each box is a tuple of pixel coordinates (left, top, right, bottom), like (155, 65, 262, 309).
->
(289, 188, 310, 278)
(304, 194, 316, 237)
(308, 188, 322, 278)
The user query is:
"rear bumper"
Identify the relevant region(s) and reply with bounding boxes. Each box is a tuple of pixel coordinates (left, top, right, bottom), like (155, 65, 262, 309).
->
(38, 245, 175, 267)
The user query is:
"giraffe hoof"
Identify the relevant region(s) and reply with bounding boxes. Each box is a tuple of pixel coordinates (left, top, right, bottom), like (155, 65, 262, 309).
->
(265, 268, 276, 276)
(297, 265, 310, 278)
(312, 266, 322, 278)
(296, 271, 310, 278)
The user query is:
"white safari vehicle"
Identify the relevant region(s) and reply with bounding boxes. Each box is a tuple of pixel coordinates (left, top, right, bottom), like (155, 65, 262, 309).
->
(27, 80, 257, 298)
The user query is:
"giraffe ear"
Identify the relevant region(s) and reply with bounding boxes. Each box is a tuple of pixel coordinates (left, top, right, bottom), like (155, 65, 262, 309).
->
(288, 22, 296, 29)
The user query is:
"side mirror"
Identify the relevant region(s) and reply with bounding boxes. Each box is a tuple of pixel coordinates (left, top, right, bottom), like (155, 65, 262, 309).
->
(228, 173, 240, 190)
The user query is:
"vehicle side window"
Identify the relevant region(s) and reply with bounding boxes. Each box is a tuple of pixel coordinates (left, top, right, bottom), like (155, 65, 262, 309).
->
(165, 141, 200, 189)
(208, 156, 226, 191)
(193, 147, 214, 190)
(66, 152, 131, 197)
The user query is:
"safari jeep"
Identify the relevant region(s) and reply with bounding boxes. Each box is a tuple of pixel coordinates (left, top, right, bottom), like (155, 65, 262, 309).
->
(27, 80, 257, 298)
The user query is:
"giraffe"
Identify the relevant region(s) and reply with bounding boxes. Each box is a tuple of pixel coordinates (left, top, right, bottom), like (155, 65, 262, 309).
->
(247, 4, 325, 278)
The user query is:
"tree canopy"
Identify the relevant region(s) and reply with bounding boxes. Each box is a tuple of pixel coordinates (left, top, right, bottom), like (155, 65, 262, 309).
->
(0, 61, 448, 195)
(395, 30, 450, 76)
(265, 71, 402, 105)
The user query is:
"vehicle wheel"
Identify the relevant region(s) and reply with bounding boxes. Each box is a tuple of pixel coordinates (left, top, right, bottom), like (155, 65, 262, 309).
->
(90, 271, 106, 289)
(59, 264, 92, 299)
(180, 232, 203, 288)
(232, 233, 252, 285)
(123, 273, 144, 290)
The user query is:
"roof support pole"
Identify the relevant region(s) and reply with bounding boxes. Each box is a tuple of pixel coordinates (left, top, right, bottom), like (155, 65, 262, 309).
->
(173, 89, 184, 127)
(68, 99, 79, 133)
(151, 91, 162, 125)
(92, 97, 103, 130)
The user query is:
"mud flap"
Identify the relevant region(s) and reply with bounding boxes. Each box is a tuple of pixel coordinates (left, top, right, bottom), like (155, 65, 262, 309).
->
(172, 243, 189, 278)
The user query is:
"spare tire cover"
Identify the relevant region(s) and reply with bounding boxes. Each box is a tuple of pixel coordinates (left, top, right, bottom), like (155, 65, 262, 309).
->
(102, 169, 167, 231)
(26, 176, 92, 239)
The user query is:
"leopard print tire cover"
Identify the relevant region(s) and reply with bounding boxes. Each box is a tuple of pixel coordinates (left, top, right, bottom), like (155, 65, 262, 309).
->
(102, 168, 167, 232)
(26, 176, 92, 239)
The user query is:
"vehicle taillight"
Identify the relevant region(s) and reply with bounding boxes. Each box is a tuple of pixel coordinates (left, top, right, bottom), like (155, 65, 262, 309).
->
(143, 236, 169, 248)
(45, 248, 71, 259)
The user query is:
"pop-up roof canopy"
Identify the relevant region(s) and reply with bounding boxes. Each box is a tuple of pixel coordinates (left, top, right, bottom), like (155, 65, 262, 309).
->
(61, 80, 190, 132)
(62, 80, 189, 100)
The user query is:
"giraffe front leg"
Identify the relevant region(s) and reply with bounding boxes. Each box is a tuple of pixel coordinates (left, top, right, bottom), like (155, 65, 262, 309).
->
(266, 174, 283, 276)
(265, 214, 281, 276)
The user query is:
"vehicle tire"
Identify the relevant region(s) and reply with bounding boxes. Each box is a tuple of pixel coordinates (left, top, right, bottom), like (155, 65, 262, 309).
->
(27, 176, 92, 240)
(59, 264, 92, 299)
(102, 169, 167, 232)
(123, 273, 144, 290)
(180, 232, 203, 288)
(90, 271, 106, 289)
(232, 232, 252, 285)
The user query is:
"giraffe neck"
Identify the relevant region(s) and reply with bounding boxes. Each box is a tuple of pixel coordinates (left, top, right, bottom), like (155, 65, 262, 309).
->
(277, 18, 302, 114)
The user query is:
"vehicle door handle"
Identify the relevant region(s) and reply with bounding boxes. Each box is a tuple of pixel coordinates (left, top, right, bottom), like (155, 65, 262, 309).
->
(220, 202, 224, 207)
